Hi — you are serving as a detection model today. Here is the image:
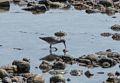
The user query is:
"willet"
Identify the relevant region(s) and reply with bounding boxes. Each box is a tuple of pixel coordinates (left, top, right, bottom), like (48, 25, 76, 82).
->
(39, 37, 66, 51)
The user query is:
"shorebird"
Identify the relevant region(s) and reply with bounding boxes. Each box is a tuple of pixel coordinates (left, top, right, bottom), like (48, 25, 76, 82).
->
(39, 37, 66, 50)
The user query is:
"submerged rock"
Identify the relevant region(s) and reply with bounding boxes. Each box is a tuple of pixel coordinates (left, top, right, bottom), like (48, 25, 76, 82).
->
(100, 32, 112, 37)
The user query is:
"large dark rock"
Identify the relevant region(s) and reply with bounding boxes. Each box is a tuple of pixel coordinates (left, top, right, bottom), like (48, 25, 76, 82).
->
(12, 60, 30, 73)
(0, 1, 10, 7)
(99, 0, 113, 7)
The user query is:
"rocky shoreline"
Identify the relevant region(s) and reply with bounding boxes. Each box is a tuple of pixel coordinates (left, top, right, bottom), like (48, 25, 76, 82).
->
(1, 0, 120, 15)
(0, 49, 120, 83)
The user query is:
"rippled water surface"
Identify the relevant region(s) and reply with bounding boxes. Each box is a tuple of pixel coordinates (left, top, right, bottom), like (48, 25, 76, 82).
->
(0, 3, 120, 83)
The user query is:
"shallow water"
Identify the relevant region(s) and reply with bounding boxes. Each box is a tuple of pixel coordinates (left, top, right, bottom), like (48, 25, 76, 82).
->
(0, 3, 120, 83)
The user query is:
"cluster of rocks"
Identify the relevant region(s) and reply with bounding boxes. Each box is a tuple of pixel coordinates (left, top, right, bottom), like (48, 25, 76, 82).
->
(1, 0, 120, 15)
(18, 0, 120, 15)
(103, 72, 120, 83)
(0, 58, 44, 83)
(38, 49, 120, 82)
(11, 0, 71, 14)
(40, 49, 120, 69)
(0, 49, 120, 83)
(101, 24, 120, 41)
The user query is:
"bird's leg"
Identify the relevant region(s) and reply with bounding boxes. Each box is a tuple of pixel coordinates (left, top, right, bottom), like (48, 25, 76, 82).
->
(49, 48, 52, 54)
(50, 44, 57, 52)
(50, 44, 52, 49)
